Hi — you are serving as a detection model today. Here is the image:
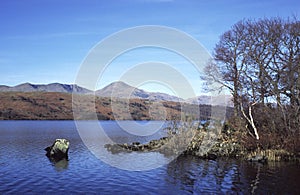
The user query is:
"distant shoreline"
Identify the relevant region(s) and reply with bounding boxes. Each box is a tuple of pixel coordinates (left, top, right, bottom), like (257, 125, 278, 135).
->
(0, 91, 232, 121)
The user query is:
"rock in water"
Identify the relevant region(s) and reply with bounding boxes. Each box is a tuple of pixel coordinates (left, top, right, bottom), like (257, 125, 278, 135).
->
(248, 154, 267, 163)
(45, 139, 69, 160)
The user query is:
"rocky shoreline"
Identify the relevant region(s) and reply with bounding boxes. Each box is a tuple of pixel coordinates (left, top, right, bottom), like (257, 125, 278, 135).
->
(105, 137, 170, 154)
(105, 129, 299, 162)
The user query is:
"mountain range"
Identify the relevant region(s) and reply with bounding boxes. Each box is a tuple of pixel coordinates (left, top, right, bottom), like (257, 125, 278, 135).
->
(0, 82, 91, 94)
(95, 81, 183, 102)
(0, 81, 232, 106)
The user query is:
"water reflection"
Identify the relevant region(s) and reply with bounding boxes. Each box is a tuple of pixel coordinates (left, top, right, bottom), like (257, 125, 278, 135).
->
(0, 121, 299, 194)
(166, 155, 243, 193)
(240, 161, 300, 194)
(47, 157, 69, 171)
(166, 155, 197, 193)
(249, 163, 262, 194)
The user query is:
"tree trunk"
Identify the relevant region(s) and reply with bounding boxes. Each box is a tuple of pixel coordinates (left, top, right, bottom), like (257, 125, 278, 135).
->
(241, 102, 260, 140)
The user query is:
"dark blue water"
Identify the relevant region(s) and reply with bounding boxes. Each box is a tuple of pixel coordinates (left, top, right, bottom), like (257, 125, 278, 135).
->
(0, 121, 299, 194)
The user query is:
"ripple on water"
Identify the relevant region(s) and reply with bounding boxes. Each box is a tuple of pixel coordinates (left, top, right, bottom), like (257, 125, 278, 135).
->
(0, 121, 299, 194)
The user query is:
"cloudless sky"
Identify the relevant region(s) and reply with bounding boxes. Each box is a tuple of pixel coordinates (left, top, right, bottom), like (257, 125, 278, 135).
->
(0, 0, 299, 97)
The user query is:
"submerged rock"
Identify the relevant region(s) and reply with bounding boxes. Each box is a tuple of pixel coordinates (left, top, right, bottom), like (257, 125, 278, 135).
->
(45, 139, 69, 161)
(248, 154, 268, 163)
(52, 158, 69, 171)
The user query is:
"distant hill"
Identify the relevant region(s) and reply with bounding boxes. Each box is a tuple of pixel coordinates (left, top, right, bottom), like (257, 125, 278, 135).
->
(96, 81, 148, 98)
(0, 83, 91, 94)
(96, 81, 183, 102)
(186, 95, 233, 107)
(0, 92, 194, 120)
(0, 91, 233, 120)
(0, 81, 232, 106)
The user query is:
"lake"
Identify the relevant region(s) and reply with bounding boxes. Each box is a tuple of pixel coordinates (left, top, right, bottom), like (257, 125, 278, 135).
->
(0, 121, 299, 194)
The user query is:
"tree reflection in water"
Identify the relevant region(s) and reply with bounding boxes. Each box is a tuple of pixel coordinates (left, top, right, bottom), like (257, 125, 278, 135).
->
(165, 155, 241, 194)
(164, 155, 300, 194)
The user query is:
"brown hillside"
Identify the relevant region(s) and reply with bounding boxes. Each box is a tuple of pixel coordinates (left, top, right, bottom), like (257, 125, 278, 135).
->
(0, 92, 213, 120)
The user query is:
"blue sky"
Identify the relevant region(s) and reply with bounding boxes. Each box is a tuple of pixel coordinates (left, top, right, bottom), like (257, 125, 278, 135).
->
(0, 0, 299, 97)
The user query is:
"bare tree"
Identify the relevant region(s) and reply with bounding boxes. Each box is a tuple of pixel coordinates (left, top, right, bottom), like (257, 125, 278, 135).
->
(203, 21, 250, 116)
(203, 17, 300, 140)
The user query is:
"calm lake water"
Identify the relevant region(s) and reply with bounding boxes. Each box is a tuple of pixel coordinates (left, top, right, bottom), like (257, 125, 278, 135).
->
(0, 121, 299, 194)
